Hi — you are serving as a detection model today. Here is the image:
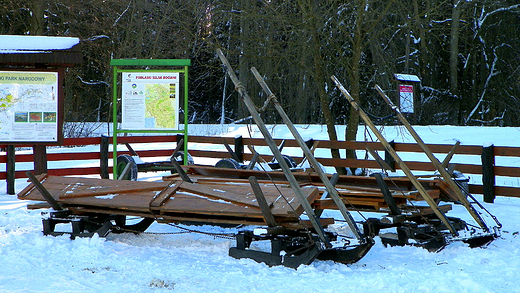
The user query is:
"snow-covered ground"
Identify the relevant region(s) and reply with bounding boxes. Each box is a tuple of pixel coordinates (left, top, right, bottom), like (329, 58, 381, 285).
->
(1, 125, 519, 293)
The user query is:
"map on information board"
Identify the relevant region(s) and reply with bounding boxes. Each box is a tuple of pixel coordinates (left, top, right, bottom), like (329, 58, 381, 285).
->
(121, 72, 179, 130)
(0, 71, 59, 142)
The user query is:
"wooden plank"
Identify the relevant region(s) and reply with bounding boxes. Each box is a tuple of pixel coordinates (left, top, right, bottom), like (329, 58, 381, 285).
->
(17, 173, 47, 198)
(18, 175, 167, 200)
(430, 180, 460, 201)
(58, 180, 169, 199)
(179, 183, 261, 209)
(469, 184, 520, 198)
(149, 181, 183, 208)
(312, 198, 386, 211)
(407, 204, 453, 216)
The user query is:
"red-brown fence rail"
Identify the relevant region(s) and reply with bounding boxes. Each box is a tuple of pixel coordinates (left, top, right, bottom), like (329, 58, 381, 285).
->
(1, 135, 518, 201)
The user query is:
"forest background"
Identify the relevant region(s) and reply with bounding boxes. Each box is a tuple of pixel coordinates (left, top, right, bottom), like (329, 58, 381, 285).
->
(1, 1, 520, 149)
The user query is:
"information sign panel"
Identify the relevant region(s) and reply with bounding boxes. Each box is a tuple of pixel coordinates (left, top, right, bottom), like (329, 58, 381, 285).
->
(121, 72, 180, 130)
(399, 84, 414, 113)
(0, 71, 59, 142)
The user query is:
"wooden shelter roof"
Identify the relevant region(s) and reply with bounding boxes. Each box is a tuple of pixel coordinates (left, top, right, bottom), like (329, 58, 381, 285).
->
(0, 35, 82, 66)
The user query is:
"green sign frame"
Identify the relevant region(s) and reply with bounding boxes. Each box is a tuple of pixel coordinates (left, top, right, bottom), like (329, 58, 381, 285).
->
(110, 59, 191, 179)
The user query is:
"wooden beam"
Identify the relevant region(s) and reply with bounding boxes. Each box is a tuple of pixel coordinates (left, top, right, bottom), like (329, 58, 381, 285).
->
(333, 77, 458, 235)
(217, 49, 331, 246)
(250, 66, 363, 241)
(442, 141, 461, 169)
(100, 136, 109, 179)
(25, 171, 62, 211)
(482, 145, 495, 203)
(375, 84, 489, 231)
(249, 176, 278, 227)
(6, 145, 15, 195)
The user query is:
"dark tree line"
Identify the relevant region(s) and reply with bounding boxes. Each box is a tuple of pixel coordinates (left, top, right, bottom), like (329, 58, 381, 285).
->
(1, 0, 520, 138)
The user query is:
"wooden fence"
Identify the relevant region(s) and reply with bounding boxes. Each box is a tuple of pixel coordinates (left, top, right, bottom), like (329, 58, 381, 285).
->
(1, 135, 519, 202)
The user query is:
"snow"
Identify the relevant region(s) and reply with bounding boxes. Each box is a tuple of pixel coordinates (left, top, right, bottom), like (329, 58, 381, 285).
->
(0, 35, 80, 53)
(394, 73, 421, 83)
(1, 125, 520, 292)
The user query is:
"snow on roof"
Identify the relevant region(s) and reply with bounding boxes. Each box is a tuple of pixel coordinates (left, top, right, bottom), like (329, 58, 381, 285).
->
(394, 73, 421, 82)
(0, 35, 80, 54)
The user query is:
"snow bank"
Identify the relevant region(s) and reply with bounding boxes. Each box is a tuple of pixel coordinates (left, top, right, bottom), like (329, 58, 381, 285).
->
(1, 125, 520, 292)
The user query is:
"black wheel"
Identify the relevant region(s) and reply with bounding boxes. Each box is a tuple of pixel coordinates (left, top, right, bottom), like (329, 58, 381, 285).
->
(116, 154, 138, 180)
(281, 154, 297, 168)
(270, 154, 297, 169)
(215, 158, 242, 169)
(112, 215, 154, 234)
(170, 151, 194, 165)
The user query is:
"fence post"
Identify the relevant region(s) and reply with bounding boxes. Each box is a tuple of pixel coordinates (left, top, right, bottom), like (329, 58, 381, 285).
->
(100, 135, 109, 179)
(32, 145, 48, 175)
(235, 135, 243, 163)
(384, 140, 396, 172)
(176, 134, 183, 144)
(482, 144, 495, 203)
(6, 145, 15, 195)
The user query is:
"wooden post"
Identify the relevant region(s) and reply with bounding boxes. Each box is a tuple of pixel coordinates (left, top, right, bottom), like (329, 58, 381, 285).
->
(374, 84, 488, 231)
(333, 77, 458, 235)
(217, 49, 332, 246)
(100, 136, 109, 179)
(235, 135, 244, 163)
(32, 145, 48, 175)
(482, 145, 495, 203)
(248, 66, 363, 241)
(176, 134, 186, 165)
(6, 145, 15, 195)
(384, 140, 396, 172)
(175, 134, 183, 143)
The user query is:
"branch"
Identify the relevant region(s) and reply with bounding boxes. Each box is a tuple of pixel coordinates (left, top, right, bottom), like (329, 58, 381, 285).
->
(113, 0, 132, 27)
(77, 76, 110, 87)
(464, 43, 509, 124)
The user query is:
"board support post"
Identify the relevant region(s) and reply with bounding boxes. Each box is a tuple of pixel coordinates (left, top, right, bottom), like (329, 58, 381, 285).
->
(250, 67, 364, 241)
(374, 85, 489, 231)
(216, 49, 331, 247)
(331, 76, 458, 236)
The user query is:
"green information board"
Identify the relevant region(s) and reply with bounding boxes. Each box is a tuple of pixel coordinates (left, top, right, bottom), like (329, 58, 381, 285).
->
(110, 59, 190, 179)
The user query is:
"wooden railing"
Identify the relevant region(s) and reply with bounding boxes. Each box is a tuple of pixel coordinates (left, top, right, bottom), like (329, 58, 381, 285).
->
(1, 135, 519, 201)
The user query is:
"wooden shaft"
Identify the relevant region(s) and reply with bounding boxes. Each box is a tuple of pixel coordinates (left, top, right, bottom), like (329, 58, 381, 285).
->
(442, 141, 461, 168)
(332, 76, 458, 235)
(26, 171, 63, 211)
(249, 176, 278, 227)
(251, 67, 363, 240)
(374, 85, 488, 230)
(217, 49, 331, 246)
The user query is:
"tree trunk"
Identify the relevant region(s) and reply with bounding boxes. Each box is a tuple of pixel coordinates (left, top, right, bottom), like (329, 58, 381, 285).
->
(450, 0, 461, 124)
(298, 0, 346, 175)
(29, 1, 44, 35)
(345, 4, 365, 162)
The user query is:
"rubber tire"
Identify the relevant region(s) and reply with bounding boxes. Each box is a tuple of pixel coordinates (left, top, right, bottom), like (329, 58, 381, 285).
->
(271, 154, 297, 169)
(281, 154, 297, 168)
(116, 154, 138, 181)
(215, 158, 242, 169)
